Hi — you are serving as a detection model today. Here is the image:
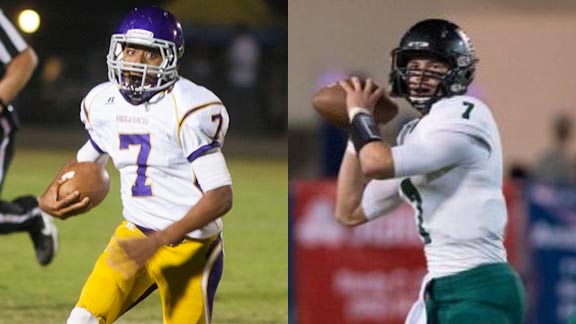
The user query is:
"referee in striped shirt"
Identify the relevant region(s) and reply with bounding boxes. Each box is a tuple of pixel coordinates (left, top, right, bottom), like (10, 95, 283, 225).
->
(0, 9, 58, 266)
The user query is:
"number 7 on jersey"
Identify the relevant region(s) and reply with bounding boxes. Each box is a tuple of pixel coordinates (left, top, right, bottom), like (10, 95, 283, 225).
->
(119, 134, 152, 197)
(462, 101, 475, 119)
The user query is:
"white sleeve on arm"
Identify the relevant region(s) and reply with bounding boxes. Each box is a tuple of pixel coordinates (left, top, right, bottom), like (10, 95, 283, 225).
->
(76, 140, 109, 166)
(191, 151, 232, 191)
(362, 178, 403, 221)
(391, 130, 489, 178)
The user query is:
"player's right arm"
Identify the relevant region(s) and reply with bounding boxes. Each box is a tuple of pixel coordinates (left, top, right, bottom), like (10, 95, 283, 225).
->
(38, 142, 108, 219)
(335, 148, 368, 226)
(0, 47, 37, 104)
(335, 145, 402, 226)
(39, 83, 112, 219)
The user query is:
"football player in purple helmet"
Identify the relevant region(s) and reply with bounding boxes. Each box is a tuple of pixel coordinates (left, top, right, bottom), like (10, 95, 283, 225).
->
(107, 6, 185, 105)
(39, 6, 232, 324)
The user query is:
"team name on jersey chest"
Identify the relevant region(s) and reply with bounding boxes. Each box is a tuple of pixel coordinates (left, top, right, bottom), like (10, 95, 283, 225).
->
(116, 114, 150, 125)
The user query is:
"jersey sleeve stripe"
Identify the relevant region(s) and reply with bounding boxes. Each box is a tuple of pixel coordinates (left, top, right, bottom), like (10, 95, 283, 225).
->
(177, 101, 223, 146)
(186, 142, 221, 162)
(88, 135, 106, 154)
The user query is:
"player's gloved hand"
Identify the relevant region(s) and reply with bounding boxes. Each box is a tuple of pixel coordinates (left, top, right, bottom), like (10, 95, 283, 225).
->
(38, 178, 91, 220)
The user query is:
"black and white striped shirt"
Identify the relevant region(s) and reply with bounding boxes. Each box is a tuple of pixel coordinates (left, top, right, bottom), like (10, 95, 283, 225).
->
(0, 10, 27, 65)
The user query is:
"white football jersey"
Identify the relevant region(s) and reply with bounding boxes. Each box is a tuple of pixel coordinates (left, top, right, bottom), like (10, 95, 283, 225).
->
(80, 78, 230, 239)
(395, 95, 507, 277)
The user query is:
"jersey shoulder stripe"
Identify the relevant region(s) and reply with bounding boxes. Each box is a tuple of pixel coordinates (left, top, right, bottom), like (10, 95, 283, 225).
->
(176, 100, 224, 147)
(171, 78, 227, 147)
(171, 78, 222, 115)
(178, 101, 224, 129)
(82, 82, 116, 123)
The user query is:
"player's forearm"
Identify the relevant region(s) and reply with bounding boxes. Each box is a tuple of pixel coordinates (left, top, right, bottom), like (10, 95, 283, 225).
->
(155, 185, 233, 245)
(358, 141, 395, 179)
(0, 48, 37, 103)
(335, 152, 368, 226)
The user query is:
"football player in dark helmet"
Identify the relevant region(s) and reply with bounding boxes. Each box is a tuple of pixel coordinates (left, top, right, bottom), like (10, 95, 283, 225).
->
(335, 19, 525, 324)
(389, 19, 478, 111)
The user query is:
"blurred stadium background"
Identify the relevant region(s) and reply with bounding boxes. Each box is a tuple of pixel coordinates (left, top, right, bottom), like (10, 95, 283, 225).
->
(0, 0, 287, 323)
(289, 1, 576, 324)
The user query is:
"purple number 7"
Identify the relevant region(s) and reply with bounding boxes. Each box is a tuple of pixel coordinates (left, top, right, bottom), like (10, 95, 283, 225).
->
(119, 134, 152, 196)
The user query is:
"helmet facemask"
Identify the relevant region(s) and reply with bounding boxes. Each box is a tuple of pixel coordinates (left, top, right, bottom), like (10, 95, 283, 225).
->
(107, 32, 180, 105)
(407, 63, 448, 109)
(390, 49, 476, 111)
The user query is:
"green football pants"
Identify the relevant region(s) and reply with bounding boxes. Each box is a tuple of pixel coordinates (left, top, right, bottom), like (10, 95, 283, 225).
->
(425, 262, 525, 324)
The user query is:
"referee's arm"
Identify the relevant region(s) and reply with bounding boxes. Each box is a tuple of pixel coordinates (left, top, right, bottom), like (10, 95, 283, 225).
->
(0, 10, 38, 104)
(0, 47, 37, 104)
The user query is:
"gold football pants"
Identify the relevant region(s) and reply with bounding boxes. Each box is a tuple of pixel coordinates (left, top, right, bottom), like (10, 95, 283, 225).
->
(75, 221, 223, 324)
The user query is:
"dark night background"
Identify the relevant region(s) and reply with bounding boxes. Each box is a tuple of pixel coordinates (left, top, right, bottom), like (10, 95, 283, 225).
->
(1, 1, 287, 142)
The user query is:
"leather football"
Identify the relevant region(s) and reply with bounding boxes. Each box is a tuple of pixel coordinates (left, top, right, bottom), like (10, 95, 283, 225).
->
(58, 162, 110, 208)
(312, 80, 399, 128)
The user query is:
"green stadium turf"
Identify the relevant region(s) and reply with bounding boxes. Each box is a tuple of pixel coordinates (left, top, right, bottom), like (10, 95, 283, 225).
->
(0, 149, 287, 324)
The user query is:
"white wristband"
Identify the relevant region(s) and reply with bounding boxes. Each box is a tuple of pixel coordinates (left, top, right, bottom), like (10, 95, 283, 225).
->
(346, 140, 356, 155)
(348, 106, 371, 121)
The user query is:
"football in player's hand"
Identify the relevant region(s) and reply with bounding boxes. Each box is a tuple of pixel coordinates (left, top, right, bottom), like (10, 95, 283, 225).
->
(312, 79, 399, 128)
(58, 162, 110, 209)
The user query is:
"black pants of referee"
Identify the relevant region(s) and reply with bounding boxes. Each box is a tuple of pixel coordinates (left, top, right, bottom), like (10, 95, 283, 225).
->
(0, 111, 42, 235)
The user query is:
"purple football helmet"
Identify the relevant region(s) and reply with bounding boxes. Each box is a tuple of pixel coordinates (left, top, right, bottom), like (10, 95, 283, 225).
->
(107, 7, 184, 105)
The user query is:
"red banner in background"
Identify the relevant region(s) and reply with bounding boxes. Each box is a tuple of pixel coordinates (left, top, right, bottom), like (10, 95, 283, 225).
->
(292, 180, 426, 324)
(292, 179, 521, 324)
